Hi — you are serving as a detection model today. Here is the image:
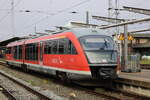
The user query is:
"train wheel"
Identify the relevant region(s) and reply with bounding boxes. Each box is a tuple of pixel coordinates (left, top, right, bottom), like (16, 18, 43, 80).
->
(56, 71, 70, 83)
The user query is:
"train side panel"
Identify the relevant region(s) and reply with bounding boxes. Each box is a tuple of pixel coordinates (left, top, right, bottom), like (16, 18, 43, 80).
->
(42, 32, 90, 74)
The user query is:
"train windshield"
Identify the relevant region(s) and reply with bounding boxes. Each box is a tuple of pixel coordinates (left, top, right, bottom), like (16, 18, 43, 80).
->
(79, 35, 116, 50)
(79, 35, 117, 64)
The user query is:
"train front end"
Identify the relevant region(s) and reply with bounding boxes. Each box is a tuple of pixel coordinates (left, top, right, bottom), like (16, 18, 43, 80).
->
(79, 34, 118, 79)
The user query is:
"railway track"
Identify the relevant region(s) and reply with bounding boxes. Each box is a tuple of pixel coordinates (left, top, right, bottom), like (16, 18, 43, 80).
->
(69, 83, 122, 100)
(0, 70, 52, 100)
(0, 85, 18, 100)
(0, 60, 150, 100)
(71, 82, 150, 100)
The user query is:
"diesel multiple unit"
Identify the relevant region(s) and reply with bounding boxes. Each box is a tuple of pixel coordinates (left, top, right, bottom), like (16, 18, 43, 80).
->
(5, 28, 119, 81)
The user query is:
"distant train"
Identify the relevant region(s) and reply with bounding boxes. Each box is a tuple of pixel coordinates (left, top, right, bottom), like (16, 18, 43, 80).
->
(5, 28, 119, 81)
(0, 47, 6, 58)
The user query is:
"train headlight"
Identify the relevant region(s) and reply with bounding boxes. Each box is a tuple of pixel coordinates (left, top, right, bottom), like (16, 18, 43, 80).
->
(88, 57, 101, 63)
(88, 57, 108, 63)
(101, 59, 107, 63)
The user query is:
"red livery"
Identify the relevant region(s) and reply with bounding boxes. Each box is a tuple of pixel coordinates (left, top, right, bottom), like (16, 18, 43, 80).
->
(5, 28, 119, 80)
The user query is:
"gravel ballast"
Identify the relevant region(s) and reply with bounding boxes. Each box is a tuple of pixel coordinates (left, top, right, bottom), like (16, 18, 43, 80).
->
(0, 65, 106, 100)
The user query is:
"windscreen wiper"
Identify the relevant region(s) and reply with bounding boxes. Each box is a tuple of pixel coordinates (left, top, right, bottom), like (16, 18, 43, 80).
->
(100, 39, 108, 50)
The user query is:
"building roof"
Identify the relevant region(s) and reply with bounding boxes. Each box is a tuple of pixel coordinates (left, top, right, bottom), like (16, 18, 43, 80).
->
(112, 33, 150, 38)
(65, 28, 111, 38)
(0, 37, 22, 47)
(133, 43, 150, 48)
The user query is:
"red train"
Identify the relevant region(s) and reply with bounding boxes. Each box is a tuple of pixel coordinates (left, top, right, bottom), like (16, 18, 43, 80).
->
(5, 28, 119, 81)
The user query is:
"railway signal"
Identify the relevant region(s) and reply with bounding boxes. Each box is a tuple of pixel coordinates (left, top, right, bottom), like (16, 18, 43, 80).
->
(118, 34, 134, 41)
(128, 35, 134, 41)
(118, 34, 124, 40)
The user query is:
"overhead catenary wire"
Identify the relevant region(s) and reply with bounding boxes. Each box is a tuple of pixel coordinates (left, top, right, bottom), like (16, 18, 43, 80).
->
(57, 0, 90, 13)
(0, 0, 23, 38)
(0, 0, 23, 24)
(0, 0, 90, 28)
(0, 0, 23, 11)
(21, 0, 91, 32)
(0, 0, 10, 23)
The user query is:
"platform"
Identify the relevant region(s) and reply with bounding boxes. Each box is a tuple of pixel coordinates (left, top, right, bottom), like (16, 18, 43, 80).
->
(117, 70, 150, 88)
(113, 70, 150, 97)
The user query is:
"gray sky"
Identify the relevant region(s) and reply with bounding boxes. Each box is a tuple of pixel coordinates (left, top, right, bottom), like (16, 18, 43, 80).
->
(0, 0, 149, 41)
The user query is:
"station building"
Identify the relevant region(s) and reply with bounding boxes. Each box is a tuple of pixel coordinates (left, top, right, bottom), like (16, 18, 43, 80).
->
(115, 33, 150, 65)
(131, 34, 150, 57)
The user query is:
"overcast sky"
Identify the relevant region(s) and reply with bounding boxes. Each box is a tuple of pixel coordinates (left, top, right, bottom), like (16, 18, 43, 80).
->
(0, 0, 149, 41)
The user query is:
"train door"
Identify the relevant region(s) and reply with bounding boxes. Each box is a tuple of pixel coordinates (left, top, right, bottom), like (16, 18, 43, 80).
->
(23, 44, 25, 64)
(39, 42, 43, 65)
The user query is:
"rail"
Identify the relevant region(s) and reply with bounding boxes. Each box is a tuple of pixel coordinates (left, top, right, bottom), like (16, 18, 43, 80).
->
(1, 60, 150, 100)
(0, 85, 17, 100)
(0, 70, 52, 100)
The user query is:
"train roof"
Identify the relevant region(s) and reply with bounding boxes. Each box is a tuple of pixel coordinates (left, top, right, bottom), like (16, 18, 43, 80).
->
(64, 28, 110, 38)
(7, 28, 111, 47)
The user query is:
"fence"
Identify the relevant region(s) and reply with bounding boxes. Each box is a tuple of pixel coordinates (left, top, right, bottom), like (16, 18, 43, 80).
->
(121, 54, 141, 72)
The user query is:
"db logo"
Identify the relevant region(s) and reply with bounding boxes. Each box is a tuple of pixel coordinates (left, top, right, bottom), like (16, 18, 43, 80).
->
(52, 59, 58, 63)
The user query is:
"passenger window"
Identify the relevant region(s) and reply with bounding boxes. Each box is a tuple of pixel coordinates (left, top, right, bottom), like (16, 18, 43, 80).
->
(44, 40, 57, 54)
(44, 38, 77, 55)
(51, 40, 58, 54)
(44, 41, 51, 54)
(67, 40, 77, 54)
(71, 43, 77, 54)
(25, 43, 38, 61)
(6, 47, 11, 54)
(13, 45, 22, 59)
(58, 38, 67, 54)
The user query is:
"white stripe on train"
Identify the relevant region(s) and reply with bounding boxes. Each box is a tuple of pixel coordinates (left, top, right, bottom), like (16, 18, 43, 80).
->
(6, 60, 91, 75)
